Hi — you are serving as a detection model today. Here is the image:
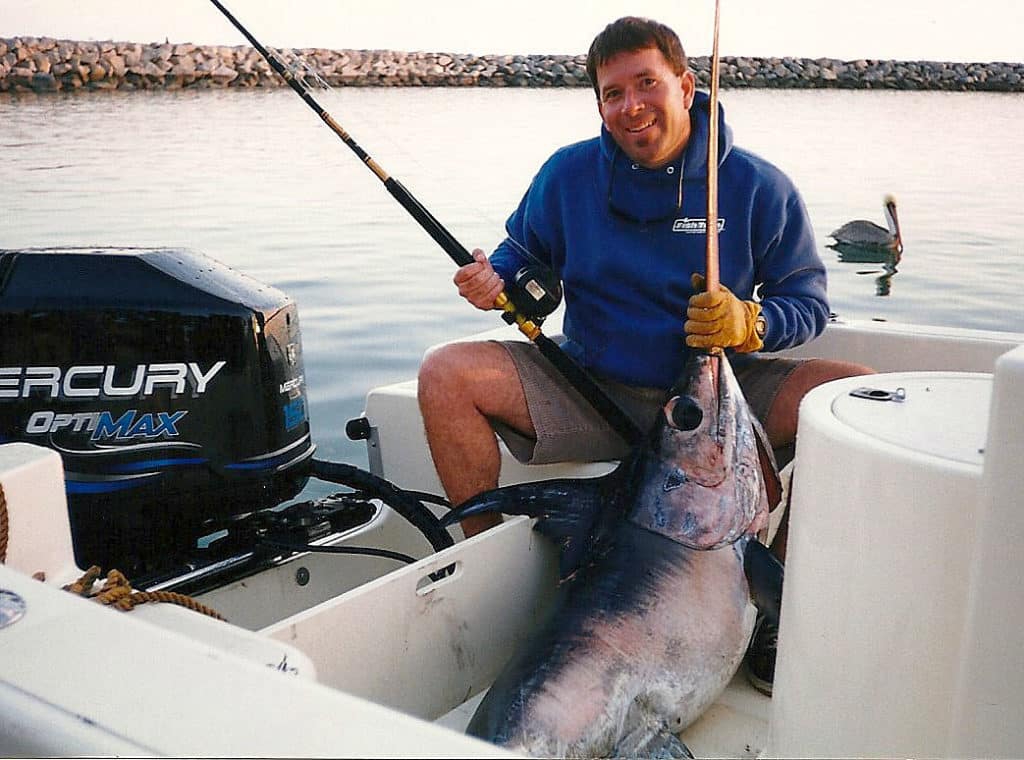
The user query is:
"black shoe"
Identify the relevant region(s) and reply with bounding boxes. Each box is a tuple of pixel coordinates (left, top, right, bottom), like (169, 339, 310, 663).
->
(745, 616, 777, 696)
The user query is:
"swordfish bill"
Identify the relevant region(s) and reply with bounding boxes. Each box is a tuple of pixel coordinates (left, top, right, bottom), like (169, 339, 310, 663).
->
(206, 0, 643, 446)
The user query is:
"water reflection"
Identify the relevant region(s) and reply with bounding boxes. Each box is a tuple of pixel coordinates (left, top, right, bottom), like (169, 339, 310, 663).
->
(830, 242, 902, 297)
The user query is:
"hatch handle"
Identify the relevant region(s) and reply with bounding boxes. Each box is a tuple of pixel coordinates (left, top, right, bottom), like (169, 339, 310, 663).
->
(849, 386, 907, 403)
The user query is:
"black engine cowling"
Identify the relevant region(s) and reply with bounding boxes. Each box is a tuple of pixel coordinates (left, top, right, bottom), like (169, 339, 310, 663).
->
(0, 247, 315, 577)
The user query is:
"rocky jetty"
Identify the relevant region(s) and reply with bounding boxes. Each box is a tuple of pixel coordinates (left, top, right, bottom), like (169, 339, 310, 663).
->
(2, 37, 1022, 93)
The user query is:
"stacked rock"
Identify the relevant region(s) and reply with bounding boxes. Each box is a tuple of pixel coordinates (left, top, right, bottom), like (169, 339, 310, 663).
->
(2, 37, 1022, 92)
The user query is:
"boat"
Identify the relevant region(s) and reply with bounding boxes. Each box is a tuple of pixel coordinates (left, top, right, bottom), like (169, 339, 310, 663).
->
(1, 245, 1023, 757)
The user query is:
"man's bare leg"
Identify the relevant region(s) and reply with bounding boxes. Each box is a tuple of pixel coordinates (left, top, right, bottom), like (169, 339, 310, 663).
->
(418, 341, 535, 537)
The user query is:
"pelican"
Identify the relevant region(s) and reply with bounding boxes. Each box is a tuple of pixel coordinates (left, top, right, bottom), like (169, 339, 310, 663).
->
(830, 195, 903, 252)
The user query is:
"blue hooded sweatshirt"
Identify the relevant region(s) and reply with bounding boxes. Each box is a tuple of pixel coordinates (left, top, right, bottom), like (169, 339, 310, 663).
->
(490, 90, 829, 389)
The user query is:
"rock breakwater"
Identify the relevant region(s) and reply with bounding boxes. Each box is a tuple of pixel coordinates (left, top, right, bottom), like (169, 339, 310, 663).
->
(2, 37, 1022, 93)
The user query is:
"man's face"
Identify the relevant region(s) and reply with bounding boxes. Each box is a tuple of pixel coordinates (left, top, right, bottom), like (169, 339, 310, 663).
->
(596, 46, 696, 169)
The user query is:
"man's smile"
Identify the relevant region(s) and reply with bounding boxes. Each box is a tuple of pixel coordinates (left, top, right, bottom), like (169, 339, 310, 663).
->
(626, 117, 657, 133)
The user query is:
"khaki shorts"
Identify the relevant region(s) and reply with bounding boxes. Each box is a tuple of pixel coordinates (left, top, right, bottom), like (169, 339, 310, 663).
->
(493, 341, 808, 465)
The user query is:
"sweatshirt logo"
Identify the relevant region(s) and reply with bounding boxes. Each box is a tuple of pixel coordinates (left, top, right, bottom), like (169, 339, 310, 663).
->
(672, 217, 726, 234)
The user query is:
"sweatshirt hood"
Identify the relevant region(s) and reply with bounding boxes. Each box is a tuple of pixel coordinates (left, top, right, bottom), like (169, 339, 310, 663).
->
(682, 90, 733, 178)
(600, 90, 733, 223)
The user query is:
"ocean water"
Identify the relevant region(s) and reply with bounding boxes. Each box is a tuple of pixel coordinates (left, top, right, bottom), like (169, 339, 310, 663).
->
(2, 86, 1023, 468)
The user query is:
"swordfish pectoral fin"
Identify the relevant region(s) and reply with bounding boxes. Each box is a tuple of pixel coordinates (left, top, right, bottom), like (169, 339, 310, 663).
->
(441, 475, 613, 579)
(440, 477, 604, 525)
(743, 537, 784, 628)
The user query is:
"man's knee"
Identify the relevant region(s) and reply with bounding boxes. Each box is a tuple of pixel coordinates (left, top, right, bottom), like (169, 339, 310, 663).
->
(418, 344, 475, 416)
(765, 359, 875, 447)
(417, 341, 518, 409)
(418, 344, 458, 396)
(786, 358, 875, 399)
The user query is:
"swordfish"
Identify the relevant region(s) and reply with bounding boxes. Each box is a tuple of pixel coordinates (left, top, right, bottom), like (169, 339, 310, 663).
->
(443, 351, 783, 758)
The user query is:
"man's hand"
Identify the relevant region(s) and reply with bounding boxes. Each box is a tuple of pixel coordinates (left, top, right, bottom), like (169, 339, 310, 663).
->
(454, 249, 505, 310)
(685, 273, 764, 353)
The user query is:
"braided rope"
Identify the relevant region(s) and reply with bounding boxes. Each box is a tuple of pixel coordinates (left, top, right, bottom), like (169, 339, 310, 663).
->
(0, 481, 47, 580)
(0, 482, 7, 564)
(116, 591, 227, 621)
(94, 569, 226, 620)
(65, 565, 103, 596)
(65, 566, 226, 621)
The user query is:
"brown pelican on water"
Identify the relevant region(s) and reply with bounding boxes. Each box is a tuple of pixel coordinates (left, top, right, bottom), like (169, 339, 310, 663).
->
(830, 195, 903, 252)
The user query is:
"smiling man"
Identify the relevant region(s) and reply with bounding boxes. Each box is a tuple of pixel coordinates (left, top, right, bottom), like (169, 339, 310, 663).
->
(418, 16, 871, 696)
(597, 44, 694, 169)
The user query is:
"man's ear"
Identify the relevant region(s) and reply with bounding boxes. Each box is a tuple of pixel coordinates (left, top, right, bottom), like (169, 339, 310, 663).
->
(681, 70, 696, 109)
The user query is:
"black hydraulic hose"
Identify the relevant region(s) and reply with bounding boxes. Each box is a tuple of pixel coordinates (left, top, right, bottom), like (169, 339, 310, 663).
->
(311, 458, 454, 553)
(260, 538, 417, 565)
(207, 0, 643, 447)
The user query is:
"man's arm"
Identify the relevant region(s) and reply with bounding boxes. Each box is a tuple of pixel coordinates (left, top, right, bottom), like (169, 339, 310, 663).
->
(687, 185, 828, 353)
(752, 191, 829, 352)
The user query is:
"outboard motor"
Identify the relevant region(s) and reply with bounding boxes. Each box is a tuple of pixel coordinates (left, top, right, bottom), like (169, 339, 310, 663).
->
(0, 247, 315, 578)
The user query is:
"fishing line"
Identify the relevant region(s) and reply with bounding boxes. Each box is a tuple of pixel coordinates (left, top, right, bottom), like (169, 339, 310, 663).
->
(246, 12, 558, 275)
(259, 34, 565, 309)
(288, 57, 550, 271)
(269, 44, 560, 335)
(208, 0, 643, 445)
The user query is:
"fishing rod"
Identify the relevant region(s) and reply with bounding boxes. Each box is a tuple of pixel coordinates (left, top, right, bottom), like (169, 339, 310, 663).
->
(706, 0, 723, 293)
(207, 0, 642, 446)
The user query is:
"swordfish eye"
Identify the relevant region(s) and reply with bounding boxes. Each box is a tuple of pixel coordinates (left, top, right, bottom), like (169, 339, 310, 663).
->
(665, 395, 703, 431)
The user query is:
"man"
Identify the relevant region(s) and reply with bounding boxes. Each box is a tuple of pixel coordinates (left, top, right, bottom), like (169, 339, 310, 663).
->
(418, 17, 871, 694)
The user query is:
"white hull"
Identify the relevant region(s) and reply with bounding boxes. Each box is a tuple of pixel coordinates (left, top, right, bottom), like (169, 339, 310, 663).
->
(1, 316, 1022, 757)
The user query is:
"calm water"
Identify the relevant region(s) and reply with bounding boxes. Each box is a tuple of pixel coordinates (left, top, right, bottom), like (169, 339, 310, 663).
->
(2, 87, 1023, 468)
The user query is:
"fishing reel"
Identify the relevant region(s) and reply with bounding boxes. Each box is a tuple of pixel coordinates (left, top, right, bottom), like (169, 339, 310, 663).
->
(506, 264, 563, 324)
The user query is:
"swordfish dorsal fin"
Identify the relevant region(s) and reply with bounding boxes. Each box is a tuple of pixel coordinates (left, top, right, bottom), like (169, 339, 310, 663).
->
(442, 471, 620, 579)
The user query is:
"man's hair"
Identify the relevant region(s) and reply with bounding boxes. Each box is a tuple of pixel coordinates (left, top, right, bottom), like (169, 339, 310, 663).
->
(586, 17, 689, 99)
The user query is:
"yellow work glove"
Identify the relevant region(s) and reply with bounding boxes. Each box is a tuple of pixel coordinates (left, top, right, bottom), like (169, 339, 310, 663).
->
(685, 273, 764, 353)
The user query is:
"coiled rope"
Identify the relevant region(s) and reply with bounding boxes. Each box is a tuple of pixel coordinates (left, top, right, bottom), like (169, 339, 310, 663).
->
(63, 566, 227, 621)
